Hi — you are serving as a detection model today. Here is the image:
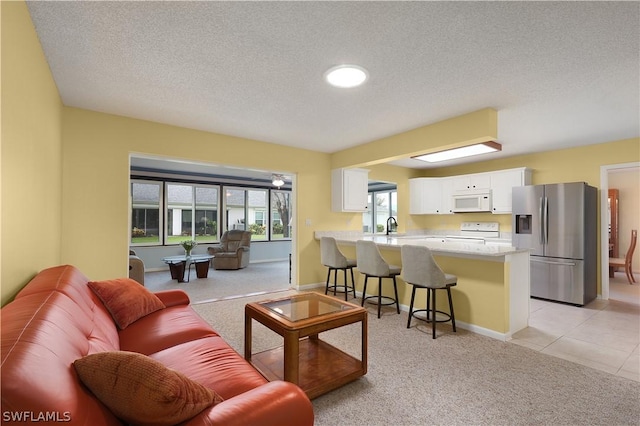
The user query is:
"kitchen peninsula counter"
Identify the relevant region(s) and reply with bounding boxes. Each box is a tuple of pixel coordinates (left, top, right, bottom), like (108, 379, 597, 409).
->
(315, 231, 530, 340)
(319, 233, 528, 260)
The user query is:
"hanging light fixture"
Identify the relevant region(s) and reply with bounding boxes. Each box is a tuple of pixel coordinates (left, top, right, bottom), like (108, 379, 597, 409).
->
(271, 174, 285, 187)
(412, 141, 502, 163)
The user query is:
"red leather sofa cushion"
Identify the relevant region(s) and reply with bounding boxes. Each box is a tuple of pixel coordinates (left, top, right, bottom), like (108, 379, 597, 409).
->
(119, 303, 219, 355)
(150, 336, 269, 400)
(88, 278, 166, 329)
(74, 351, 222, 426)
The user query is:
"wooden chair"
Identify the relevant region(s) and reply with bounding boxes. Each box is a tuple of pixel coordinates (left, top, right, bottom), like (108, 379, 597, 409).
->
(609, 229, 637, 284)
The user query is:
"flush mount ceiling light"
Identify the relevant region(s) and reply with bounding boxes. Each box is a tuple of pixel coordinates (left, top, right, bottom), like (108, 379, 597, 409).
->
(412, 141, 502, 163)
(271, 174, 285, 187)
(324, 65, 368, 88)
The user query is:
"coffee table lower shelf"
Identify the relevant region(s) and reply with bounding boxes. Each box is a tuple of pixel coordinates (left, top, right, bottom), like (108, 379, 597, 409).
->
(250, 337, 365, 399)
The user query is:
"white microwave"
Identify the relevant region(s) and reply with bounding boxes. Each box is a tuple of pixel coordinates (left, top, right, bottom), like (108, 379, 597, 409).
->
(452, 190, 492, 213)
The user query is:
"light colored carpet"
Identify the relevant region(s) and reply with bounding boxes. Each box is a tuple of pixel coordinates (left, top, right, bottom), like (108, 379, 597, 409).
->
(144, 261, 291, 304)
(193, 291, 640, 426)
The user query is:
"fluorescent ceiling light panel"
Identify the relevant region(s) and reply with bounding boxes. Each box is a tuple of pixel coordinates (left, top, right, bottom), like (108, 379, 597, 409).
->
(412, 141, 502, 163)
(324, 65, 368, 88)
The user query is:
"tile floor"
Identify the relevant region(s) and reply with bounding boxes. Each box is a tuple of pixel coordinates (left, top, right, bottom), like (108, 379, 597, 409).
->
(510, 273, 640, 382)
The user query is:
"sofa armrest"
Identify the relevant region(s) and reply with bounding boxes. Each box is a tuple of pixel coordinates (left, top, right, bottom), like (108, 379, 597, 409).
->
(185, 381, 314, 426)
(153, 289, 191, 307)
(129, 255, 145, 285)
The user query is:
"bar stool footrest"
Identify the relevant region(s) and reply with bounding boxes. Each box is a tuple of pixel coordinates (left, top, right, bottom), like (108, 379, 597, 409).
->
(327, 284, 355, 294)
(363, 295, 398, 306)
(410, 308, 453, 324)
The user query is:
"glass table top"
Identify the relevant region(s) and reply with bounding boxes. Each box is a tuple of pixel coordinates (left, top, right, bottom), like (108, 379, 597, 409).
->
(260, 293, 356, 322)
(161, 254, 213, 262)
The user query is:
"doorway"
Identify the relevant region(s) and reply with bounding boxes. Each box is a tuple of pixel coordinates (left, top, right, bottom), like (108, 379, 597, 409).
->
(129, 155, 298, 297)
(600, 162, 640, 304)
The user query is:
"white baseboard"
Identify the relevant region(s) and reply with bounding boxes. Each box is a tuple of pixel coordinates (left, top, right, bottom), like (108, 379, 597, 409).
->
(296, 282, 510, 341)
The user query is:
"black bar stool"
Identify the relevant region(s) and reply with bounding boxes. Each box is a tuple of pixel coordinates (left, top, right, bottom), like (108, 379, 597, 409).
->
(320, 237, 357, 300)
(355, 240, 401, 319)
(401, 245, 457, 339)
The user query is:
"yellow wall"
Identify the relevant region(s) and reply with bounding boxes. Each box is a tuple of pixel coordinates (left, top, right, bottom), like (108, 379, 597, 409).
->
(427, 137, 640, 185)
(331, 108, 497, 169)
(61, 108, 348, 286)
(1, 1, 63, 305)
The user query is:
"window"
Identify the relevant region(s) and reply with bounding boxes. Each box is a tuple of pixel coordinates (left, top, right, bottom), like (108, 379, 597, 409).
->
(247, 189, 268, 240)
(195, 186, 218, 243)
(131, 178, 290, 245)
(166, 183, 220, 245)
(363, 189, 397, 234)
(131, 181, 162, 245)
(271, 190, 291, 239)
(362, 193, 373, 233)
(225, 188, 246, 232)
(166, 184, 193, 243)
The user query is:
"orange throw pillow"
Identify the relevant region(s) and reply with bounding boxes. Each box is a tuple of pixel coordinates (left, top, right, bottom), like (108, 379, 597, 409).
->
(88, 278, 165, 329)
(74, 351, 223, 426)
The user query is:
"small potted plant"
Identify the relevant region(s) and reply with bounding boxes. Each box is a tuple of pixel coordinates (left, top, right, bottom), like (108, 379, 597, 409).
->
(180, 240, 197, 257)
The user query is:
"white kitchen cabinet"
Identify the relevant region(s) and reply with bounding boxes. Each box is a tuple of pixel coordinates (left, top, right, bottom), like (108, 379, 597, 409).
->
(451, 173, 491, 192)
(331, 168, 369, 212)
(489, 168, 532, 214)
(440, 177, 454, 214)
(409, 178, 449, 214)
(411, 168, 532, 215)
(409, 178, 426, 214)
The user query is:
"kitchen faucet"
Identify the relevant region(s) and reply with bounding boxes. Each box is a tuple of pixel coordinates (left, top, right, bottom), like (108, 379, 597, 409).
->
(386, 217, 398, 236)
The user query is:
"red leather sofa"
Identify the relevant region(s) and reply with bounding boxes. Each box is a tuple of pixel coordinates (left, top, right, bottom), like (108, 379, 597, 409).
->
(1, 265, 314, 425)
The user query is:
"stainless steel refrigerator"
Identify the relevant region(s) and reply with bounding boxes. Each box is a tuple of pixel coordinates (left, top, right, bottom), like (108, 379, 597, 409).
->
(512, 182, 597, 305)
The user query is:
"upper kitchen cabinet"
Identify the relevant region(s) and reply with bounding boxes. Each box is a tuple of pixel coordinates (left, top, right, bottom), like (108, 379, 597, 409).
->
(409, 168, 532, 215)
(440, 178, 454, 214)
(409, 177, 454, 214)
(451, 173, 491, 191)
(332, 168, 369, 212)
(410, 178, 441, 214)
(490, 168, 532, 214)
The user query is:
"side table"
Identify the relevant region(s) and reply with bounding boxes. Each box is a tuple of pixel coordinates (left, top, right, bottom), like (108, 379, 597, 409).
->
(245, 292, 367, 399)
(161, 254, 213, 282)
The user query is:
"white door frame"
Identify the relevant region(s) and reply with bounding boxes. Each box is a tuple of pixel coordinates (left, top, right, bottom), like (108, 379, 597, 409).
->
(599, 161, 640, 300)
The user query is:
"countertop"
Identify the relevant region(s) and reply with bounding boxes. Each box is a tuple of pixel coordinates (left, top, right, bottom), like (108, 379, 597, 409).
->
(315, 232, 529, 260)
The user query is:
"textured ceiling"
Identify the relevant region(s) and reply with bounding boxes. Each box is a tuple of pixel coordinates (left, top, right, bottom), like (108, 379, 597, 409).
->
(27, 1, 639, 170)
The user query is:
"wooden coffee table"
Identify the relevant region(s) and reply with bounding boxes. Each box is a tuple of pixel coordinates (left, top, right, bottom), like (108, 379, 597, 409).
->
(244, 292, 367, 399)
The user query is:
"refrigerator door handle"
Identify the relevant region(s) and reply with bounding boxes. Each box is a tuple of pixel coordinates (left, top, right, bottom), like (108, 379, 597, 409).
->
(531, 258, 577, 267)
(543, 196, 549, 245)
(539, 197, 545, 245)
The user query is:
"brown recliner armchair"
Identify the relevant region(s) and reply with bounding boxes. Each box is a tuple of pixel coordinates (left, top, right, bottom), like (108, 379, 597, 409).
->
(208, 230, 251, 270)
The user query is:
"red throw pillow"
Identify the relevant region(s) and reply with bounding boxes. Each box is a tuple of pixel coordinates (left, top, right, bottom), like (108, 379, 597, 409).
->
(88, 278, 165, 329)
(74, 351, 223, 426)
